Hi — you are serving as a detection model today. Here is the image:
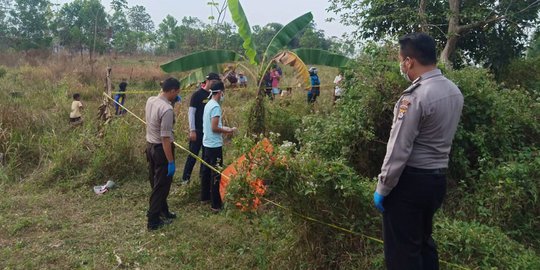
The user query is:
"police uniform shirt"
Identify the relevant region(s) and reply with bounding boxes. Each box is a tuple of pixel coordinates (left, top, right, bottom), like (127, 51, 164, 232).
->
(145, 95, 174, 144)
(376, 69, 464, 196)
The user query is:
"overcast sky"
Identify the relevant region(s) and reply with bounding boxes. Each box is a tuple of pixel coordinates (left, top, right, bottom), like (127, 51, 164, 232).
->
(54, 0, 354, 38)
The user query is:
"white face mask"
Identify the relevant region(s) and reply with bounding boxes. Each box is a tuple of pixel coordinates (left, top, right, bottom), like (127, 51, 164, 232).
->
(399, 59, 412, 82)
(220, 93, 224, 102)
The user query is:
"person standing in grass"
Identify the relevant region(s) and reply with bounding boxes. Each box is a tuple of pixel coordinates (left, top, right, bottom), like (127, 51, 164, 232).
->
(263, 70, 273, 99)
(333, 71, 344, 103)
(270, 66, 281, 98)
(114, 80, 128, 115)
(373, 33, 463, 269)
(181, 73, 221, 186)
(145, 77, 181, 231)
(308, 67, 320, 103)
(201, 81, 236, 212)
(69, 93, 83, 125)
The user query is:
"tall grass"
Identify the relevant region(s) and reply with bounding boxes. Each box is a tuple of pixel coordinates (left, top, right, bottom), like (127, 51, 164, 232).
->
(0, 53, 343, 269)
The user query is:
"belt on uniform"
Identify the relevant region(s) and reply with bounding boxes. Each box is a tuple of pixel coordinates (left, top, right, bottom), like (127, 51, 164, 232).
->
(146, 142, 175, 148)
(403, 166, 446, 174)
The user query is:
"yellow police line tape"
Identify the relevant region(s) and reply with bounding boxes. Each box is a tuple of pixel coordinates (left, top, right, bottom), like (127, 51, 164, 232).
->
(102, 92, 470, 270)
(109, 84, 335, 95)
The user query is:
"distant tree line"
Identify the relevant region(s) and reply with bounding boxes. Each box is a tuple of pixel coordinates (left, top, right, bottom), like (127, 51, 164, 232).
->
(0, 0, 353, 59)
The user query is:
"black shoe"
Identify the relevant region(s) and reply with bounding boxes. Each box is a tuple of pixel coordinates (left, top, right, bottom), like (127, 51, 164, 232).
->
(161, 211, 177, 219)
(147, 219, 165, 231)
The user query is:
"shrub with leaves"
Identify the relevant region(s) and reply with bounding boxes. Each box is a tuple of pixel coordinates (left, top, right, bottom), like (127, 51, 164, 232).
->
(435, 218, 540, 269)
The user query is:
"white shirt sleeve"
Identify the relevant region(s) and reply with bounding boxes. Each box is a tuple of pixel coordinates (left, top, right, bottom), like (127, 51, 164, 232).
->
(188, 106, 196, 131)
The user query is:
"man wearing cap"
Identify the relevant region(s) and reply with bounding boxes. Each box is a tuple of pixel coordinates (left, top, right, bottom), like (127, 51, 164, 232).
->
(181, 73, 221, 188)
(201, 81, 236, 211)
(145, 77, 181, 231)
(373, 33, 463, 269)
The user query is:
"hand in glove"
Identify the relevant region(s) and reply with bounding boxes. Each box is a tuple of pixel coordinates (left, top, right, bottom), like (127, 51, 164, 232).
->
(373, 191, 385, 213)
(167, 161, 176, 177)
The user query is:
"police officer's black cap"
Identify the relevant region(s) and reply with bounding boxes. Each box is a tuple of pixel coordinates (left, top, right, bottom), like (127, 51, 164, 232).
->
(206, 73, 221, 81)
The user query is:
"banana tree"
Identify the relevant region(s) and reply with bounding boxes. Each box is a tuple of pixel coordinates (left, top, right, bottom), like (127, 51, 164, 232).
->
(160, 0, 351, 134)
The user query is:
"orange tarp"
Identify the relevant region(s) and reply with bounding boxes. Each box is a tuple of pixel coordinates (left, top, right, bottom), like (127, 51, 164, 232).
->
(220, 138, 274, 202)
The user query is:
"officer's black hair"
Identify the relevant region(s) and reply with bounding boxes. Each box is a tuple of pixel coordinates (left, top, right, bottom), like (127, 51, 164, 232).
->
(73, 93, 80, 100)
(161, 77, 180, 92)
(398, 33, 437, 65)
(210, 81, 225, 95)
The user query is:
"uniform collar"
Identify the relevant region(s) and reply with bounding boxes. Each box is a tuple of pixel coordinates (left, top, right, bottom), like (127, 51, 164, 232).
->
(416, 69, 442, 83)
(403, 69, 442, 94)
(158, 94, 172, 105)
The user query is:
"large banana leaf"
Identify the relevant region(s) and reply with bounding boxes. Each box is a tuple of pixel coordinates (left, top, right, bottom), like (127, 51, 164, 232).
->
(160, 50, 241, 73)
(179, 64, 227, 89)
(227, 0, 258, 65)
(272, 51, 311, 89)
(263, 12, 313, 62)
(293, 48, 351, 68)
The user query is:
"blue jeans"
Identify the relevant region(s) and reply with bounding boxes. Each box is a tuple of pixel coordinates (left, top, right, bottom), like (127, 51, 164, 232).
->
(114, 94, 126, 115)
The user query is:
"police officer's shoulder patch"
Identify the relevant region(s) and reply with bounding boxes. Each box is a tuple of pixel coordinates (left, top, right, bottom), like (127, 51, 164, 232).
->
(398, 99, 411, 120)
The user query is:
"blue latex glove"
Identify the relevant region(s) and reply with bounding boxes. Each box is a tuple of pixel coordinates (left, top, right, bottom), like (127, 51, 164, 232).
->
(167, 161, 175, 177)
(175, 95, 182, 103)
(373, 191, 385, 213)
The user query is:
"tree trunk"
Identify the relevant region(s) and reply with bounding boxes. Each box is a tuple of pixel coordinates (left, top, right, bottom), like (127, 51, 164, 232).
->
(418, 0, 428, 33)
(91, 12, 98, 62)
(440, 0, 461, 69)
(98, 67, 113, 122)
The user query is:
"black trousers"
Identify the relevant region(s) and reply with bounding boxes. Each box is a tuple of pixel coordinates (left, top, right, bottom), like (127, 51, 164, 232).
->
(383, 166, 446, 270)
(307, 87, 320, 103)
(200, 146, 223, 209)
(146, 143, 174, 221)
(182, 129, 203, 181)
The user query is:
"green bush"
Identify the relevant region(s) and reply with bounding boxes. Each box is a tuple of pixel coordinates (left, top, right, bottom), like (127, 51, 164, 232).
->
(295, 47, 540, 248)
(266, 99, 309, 143)
(446, 68, 540, 182)
(498, 56, 540, 97)
(296, 49, 407, 176)
(435, 218, 540, 269)
(446, 147, 540, 248)
(226, 138, 383, 268)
